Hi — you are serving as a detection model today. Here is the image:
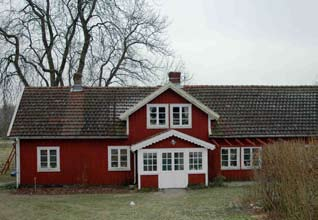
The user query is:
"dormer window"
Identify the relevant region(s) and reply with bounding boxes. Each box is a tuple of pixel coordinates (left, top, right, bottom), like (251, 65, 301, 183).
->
(147, 104, 168, 129)
(170, 104, 192, 128)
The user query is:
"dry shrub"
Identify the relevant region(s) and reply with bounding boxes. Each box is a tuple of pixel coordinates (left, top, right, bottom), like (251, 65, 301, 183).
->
(254, 140, 318, 220)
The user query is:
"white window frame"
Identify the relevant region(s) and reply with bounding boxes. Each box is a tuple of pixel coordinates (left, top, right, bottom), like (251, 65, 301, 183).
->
(189, 151, 203, 171)
(241, 147, 262, 170)
(146, 104, 169, 129)
(221, 147, 240, 170)
(170, 104, 192, 128)
(108, 146, 131, 171)
(37, 146, 60, 172)
(143, 152, 158, 172)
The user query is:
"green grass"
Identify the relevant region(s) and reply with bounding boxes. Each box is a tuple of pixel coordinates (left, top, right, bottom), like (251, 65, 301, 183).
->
(0, 186, 254, 220)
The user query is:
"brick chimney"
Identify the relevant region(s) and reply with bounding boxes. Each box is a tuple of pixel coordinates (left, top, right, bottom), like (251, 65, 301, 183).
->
(168, 72, 181, 85)
(71, 72, 83, 92)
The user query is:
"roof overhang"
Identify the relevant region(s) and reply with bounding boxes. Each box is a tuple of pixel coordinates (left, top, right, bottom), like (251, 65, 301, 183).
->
(131, 129, 215, 152)
(119, 83, 220, 120)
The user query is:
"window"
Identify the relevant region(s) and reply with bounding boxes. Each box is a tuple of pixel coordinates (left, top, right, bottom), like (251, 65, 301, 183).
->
(242, 147, 262, 169)
(108, 146, 130, 171)
(170, 104, 192, 128)
(221, 148, 240, 170)
(174, 152, 184, 170)
(37, 147, 60, 172)
(143, 152, 157, 171)
(147, 104, 168, 128)
(162, 152, 172, 171)
(189, 152, 203, 170)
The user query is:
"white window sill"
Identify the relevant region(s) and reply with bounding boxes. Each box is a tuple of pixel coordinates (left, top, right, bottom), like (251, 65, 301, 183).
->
(170, 125, 192, 129)
(147, 125, 169, 129)
(108, 167, 131, 171)
(37, 169, 60, 172)
(221, 167, 240, 171)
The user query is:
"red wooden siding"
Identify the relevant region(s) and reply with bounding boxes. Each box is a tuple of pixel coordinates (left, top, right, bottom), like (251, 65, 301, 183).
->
(19, 139, 134, 185)
(140, 175, 158, 188)
(188, 174, 205, 185)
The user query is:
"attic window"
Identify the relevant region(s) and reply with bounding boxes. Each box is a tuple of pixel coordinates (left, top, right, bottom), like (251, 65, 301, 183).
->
(170, 104, 192, 128)
(147, 104, 168, 129)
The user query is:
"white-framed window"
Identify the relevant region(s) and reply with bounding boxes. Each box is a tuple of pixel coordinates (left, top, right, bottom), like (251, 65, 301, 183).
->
(162, 152, 172, 171)
(241, 147, 262, 169)
(189, 151, 203, 170)
(221, 147, 240, 170)
(174, 152, 184, 170)
(108, 146, 130, 171)
(143, 152, 157, 171)
(37, 147, 60, 172)
(170, 104, 192, 128)
(147, 104, 169, 129)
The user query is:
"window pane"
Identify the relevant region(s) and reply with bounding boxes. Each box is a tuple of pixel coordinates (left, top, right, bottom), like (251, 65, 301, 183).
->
(150, 107, 157, 113)
(40, 150, 48, 168)
(111, 149, 118, 167)
(174, 152, 184, 171)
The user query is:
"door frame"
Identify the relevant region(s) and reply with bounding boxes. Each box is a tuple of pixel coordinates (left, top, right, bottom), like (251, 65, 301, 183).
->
(137, 148, 208, 189)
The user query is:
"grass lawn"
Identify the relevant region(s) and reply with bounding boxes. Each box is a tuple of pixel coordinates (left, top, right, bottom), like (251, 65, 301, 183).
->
(0, 186, 255, 220)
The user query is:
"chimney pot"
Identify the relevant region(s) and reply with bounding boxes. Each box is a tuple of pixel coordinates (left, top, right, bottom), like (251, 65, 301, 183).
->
(168, 72, 181, 85)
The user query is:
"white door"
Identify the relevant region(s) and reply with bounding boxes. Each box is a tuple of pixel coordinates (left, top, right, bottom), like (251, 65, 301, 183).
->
(159, 152, 188, 188)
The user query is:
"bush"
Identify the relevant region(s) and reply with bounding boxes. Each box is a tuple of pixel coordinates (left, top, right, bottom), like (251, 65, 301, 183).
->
(211, 175, 226, 187)
(254, 140, 317, 220)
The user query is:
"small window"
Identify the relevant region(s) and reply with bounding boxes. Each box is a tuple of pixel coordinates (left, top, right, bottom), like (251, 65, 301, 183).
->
(147, 104, 168, 128)
(242, 147, 262, 169)
(221, 148, 240, 170)
(162, 152, 172, 171)
(170, 104, 192, 128)
(37, 147, 60, 172)
(108, 146, 130, 171)
(143, 152, 157, 171)
(174, 152, 184, 171)
(189, 152, 203, 170)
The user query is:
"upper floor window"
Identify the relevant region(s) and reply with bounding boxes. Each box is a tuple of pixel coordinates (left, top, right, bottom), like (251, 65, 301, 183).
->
(241, 147, 262, 169)
(170, 104, 192, 128)
(37, 146, 60, 172)
(108, 146, 130, 171)
(147, 104, 168, 129)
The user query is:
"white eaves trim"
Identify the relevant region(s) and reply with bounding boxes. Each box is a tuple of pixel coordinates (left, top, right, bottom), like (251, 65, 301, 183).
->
(131, 129, 215, 152)
(7, 89, 24, 137)
(119, 83, 220, 120)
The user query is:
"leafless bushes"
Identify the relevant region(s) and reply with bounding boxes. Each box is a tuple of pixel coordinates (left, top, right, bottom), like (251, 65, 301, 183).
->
(254, 140, 317, 220)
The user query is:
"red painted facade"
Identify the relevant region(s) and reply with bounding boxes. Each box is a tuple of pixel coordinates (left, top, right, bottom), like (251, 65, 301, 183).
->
(140, 175, 158, 188)
(18, 88, 271, 187)
(188, 174, 205, 185)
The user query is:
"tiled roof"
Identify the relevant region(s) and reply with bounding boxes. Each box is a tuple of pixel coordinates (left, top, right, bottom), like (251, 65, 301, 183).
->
(9, 85, 318, 138)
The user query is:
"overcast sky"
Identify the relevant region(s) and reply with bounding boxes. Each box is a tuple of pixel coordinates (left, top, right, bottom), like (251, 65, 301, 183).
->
(156, 0, 318, 85)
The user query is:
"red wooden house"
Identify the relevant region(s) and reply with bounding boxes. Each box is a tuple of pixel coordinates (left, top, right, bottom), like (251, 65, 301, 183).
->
(8, 72, 318, 189)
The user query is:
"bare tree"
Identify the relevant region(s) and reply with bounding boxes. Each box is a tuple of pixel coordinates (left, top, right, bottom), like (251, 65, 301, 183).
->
(0, 0, 171, 91)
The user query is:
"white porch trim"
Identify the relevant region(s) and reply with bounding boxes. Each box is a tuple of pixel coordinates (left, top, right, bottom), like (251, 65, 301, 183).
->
(131, 130, 215, 152)
(119, 83, 220, 121)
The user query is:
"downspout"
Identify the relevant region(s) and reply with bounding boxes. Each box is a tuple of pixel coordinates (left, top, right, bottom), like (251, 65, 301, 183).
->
(15, 138, 20, 188)
(133, 151, 137, 184)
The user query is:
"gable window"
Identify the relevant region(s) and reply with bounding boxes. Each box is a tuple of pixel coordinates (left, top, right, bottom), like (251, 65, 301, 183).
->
(108, 146, 130, 171)
(143, 152, 157, 171)
(147, 104, 168, 129)
(189, 152, 203, 170)
(221, 148, 240, 170)
(170, 104, 192, 128)
(242, 147, 262, 169)
(37, 147, 60, 172)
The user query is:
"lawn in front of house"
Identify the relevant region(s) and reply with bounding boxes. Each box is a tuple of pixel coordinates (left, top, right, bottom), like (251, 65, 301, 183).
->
(0, 186, 255, 220)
